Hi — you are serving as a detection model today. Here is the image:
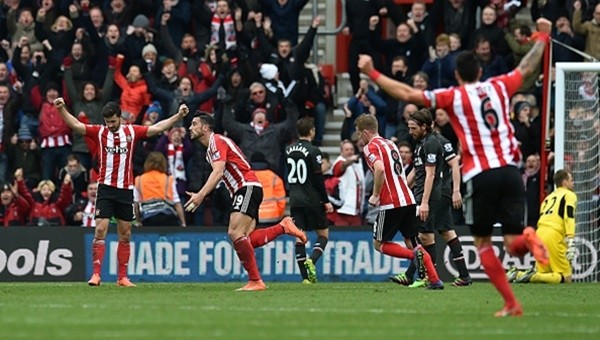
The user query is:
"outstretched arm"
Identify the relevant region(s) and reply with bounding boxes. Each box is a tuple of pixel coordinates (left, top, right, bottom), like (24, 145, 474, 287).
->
(147, 104, 189, 137)
(184, 161, 226, 212)
(54, 98, 86, 135)
(358, 54, 425, 106)
(516, 18, 552, 78)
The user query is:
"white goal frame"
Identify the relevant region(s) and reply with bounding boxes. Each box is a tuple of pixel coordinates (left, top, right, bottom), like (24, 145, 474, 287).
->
(554, 62, 600, 282)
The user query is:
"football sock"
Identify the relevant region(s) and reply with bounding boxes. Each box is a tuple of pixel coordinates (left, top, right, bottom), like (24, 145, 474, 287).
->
(117, 241, 130, 279)
(447, 237, 470, 278)
(530, 272, 563, 284)
(91, 238, 105, 275)
(233, 236, 261, 281)
(421, 248, 440, 282)
(424, 243, 437, 267)
(405, 261, 417, 282)
(310, 236, 328, 264)
(479, 245, 517, 307)
(381, 242, 414, 259)
(295, 242, 308, 280)
(507, 234, 528, 257)
(249, 225, 284, 248)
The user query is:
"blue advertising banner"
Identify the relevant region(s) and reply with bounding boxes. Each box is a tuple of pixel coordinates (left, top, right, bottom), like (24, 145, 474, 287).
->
(85, 229, 412, 283)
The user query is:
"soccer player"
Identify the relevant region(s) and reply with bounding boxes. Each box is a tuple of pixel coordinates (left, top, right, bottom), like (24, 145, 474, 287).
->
(54, 98, 190, 287)
(507, 169, 577, 284)
(358, 17, 553, 316)
(184, 112, 307, 291)
(286, 117, 334, 284)
(354, 114, 443, 290)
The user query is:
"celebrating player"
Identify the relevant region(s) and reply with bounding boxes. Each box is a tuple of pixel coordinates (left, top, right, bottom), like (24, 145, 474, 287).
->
(286, 117, 334, 284)
(184, 112, 307, 291)
(354, 114, 443, 289)
(54, 98, 189, 287)
(358, 17, 553, 316)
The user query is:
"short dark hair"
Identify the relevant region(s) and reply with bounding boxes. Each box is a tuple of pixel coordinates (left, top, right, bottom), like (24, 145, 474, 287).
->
(322, 152, 330, 162)
(296, 117, 315, 137)
(397, 141, 413, 150)
(194, 111, 215, 131)
(101, 102, 122, 118)
(554, 169, 571, 187)
(455, 50, 482, 83)
(518, 24, 532, 37)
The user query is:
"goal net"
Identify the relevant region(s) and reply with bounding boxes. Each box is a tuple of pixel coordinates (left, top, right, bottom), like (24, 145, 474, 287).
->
(555, 62, 600, 282)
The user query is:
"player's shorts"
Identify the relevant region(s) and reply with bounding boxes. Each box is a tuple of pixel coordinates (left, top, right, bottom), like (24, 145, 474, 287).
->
(373, 205, 417, 242)
(231, 185, 263, 221)
(95, 184, 134, 221)
(462, 166, 524, 237)
(536, 227, 572, 277)
(426, 195, 454, 233)
(290, 206, 328, 231)
(417, 199, 440, 233)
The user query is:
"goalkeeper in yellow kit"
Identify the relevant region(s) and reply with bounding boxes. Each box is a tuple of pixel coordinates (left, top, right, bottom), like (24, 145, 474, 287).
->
(508, 169, 577, 284)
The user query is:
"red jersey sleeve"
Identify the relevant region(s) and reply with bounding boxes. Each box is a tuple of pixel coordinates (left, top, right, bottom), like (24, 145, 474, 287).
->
(332, 159, 345, 177)
(85, 124, 100, 138)
(210, 136, 229, 162)
(363, 143, 380, 171)
(132, 125, 150, 140)
(422, 88, 455, 111)
(490, 69, 523, 98)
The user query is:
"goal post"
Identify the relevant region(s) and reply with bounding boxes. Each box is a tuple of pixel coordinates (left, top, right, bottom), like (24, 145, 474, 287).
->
(554, 62, 600, 282)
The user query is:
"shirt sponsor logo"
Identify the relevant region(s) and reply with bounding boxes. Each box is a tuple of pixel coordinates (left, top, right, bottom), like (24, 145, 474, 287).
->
(368, 154, 376, 163)
(105, 146, 128, 154)
(211, 151, 220, 160)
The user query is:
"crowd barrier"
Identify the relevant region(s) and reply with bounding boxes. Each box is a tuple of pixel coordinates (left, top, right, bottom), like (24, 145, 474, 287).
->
(1, 226, 596, 282)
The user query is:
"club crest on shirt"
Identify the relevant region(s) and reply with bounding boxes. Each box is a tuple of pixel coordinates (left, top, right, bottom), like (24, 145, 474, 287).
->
(368, 153, 376, 163)
(211, 151, 220, 160)
(444, 143, 453, 152)
(427, 154, 437, 163)
(126, 135, 132, 142)
(316, 155, 322, 164)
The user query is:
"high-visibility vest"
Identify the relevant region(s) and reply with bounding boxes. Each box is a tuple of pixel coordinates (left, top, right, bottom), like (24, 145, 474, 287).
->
(255, 169, 286, 223)
(135, 170, 177, 219)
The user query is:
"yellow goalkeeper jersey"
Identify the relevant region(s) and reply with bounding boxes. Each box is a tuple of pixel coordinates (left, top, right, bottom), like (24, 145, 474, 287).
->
(537, 187, 577, 238)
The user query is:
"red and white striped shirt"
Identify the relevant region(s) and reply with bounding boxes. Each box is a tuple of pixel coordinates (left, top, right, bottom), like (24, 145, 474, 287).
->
(81, 201, 95, 227)
(85, 124, 149, 189)
(422, 70, 523, 181)
(364, 136, 415, 210)
(206, 133, 261, 195)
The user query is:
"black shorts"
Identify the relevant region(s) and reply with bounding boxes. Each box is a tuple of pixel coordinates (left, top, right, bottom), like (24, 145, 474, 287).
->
(231, 185, 263, 221)
(425, 196, 454, 233)
(417, 199, 439, 233)
(290, 206, 328, 231)
(373, 205, 417, 242)
(463, 166, 524, 237)
(95, 184, 134, 221)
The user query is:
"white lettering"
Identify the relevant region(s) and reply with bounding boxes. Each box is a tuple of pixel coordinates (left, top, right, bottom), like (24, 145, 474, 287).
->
(8, 249, 35, 276)
(261, 242, 275, 275)
(174, 242, 189, 275)
(47, 249, 72, 276)
(214, 241, 232, 276)
(275, 241, 296, 275)
(156, 242, 173, 275)
(353, 241, 372, 274)
(34, 240, 49, 275)
(199, 241, 214, 275)
(136, 242, 155, 275)
(334, 241, 353, 275)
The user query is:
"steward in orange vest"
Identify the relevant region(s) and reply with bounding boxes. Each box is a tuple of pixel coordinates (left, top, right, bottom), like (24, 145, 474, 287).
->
(251, 152, 286, 224)
(134, 152, 186, 227)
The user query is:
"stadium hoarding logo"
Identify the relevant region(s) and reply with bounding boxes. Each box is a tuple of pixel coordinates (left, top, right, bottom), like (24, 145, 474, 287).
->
(443, 235, 598, 281)
(0, 240, 73, 277)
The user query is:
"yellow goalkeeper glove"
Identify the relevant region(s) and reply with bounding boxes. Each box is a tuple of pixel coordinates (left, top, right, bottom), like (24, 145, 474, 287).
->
(566, 237, 576, 262)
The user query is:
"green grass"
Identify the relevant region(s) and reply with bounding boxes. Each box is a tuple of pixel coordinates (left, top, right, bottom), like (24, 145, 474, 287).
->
(0, 282, 599, 339)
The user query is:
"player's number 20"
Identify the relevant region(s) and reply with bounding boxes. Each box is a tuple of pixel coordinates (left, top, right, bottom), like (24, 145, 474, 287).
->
(287, 158, 307, 184)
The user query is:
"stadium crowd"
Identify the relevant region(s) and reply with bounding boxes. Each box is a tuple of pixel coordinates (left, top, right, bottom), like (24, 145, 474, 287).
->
(0, 0, 597, 228)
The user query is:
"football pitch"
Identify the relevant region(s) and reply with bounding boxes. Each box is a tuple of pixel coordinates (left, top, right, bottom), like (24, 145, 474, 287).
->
(0, 282, 598, 338)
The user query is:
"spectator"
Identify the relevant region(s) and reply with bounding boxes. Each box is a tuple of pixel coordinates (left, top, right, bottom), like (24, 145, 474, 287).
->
(522, 154, 541, 227)
(113, 53, 152, 123)
(64, 181, 98, 227)
(421, 33, 457, 90)
(154, 0, 191, 46)
(443, 0, 478, 49)
(0, 82, 21, 182)
(122, 14, 154, 71)
(331, 140, 365, 226)
(512, 101, 538, 158)
(449, 33, 462, 52)
(553, 11, 586, 63)
(0, 179, 30, 227)
(258, 0, 309, 46)
(134, 152, 186, 227)
(15, 168, 73, 226)
(408, 0, 437, 48)
(37, 82, 72, 184)
(322, 152, 343, 224)
(572, 0, 600, 61)
(58, 154, 89, 201)
(474, 35, 510, 81)
(343, 0, 383, 93)
(34, 14, 75, 66)
(397, 140, 414, 176)
(222, 97, 298, 179)
(7, 6, 43, 52)
(7, 125, 41, 189)
(344, 80, 386, 140)
(251, 151, 286, 224)
(64, 56, 115, 169)
(469, 6, 509, 57)
(379, 56, 410, 140)
(154, 127, 194, 202)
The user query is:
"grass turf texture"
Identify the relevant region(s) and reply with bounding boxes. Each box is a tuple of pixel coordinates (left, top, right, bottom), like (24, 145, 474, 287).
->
(0, 282, 598, 338)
